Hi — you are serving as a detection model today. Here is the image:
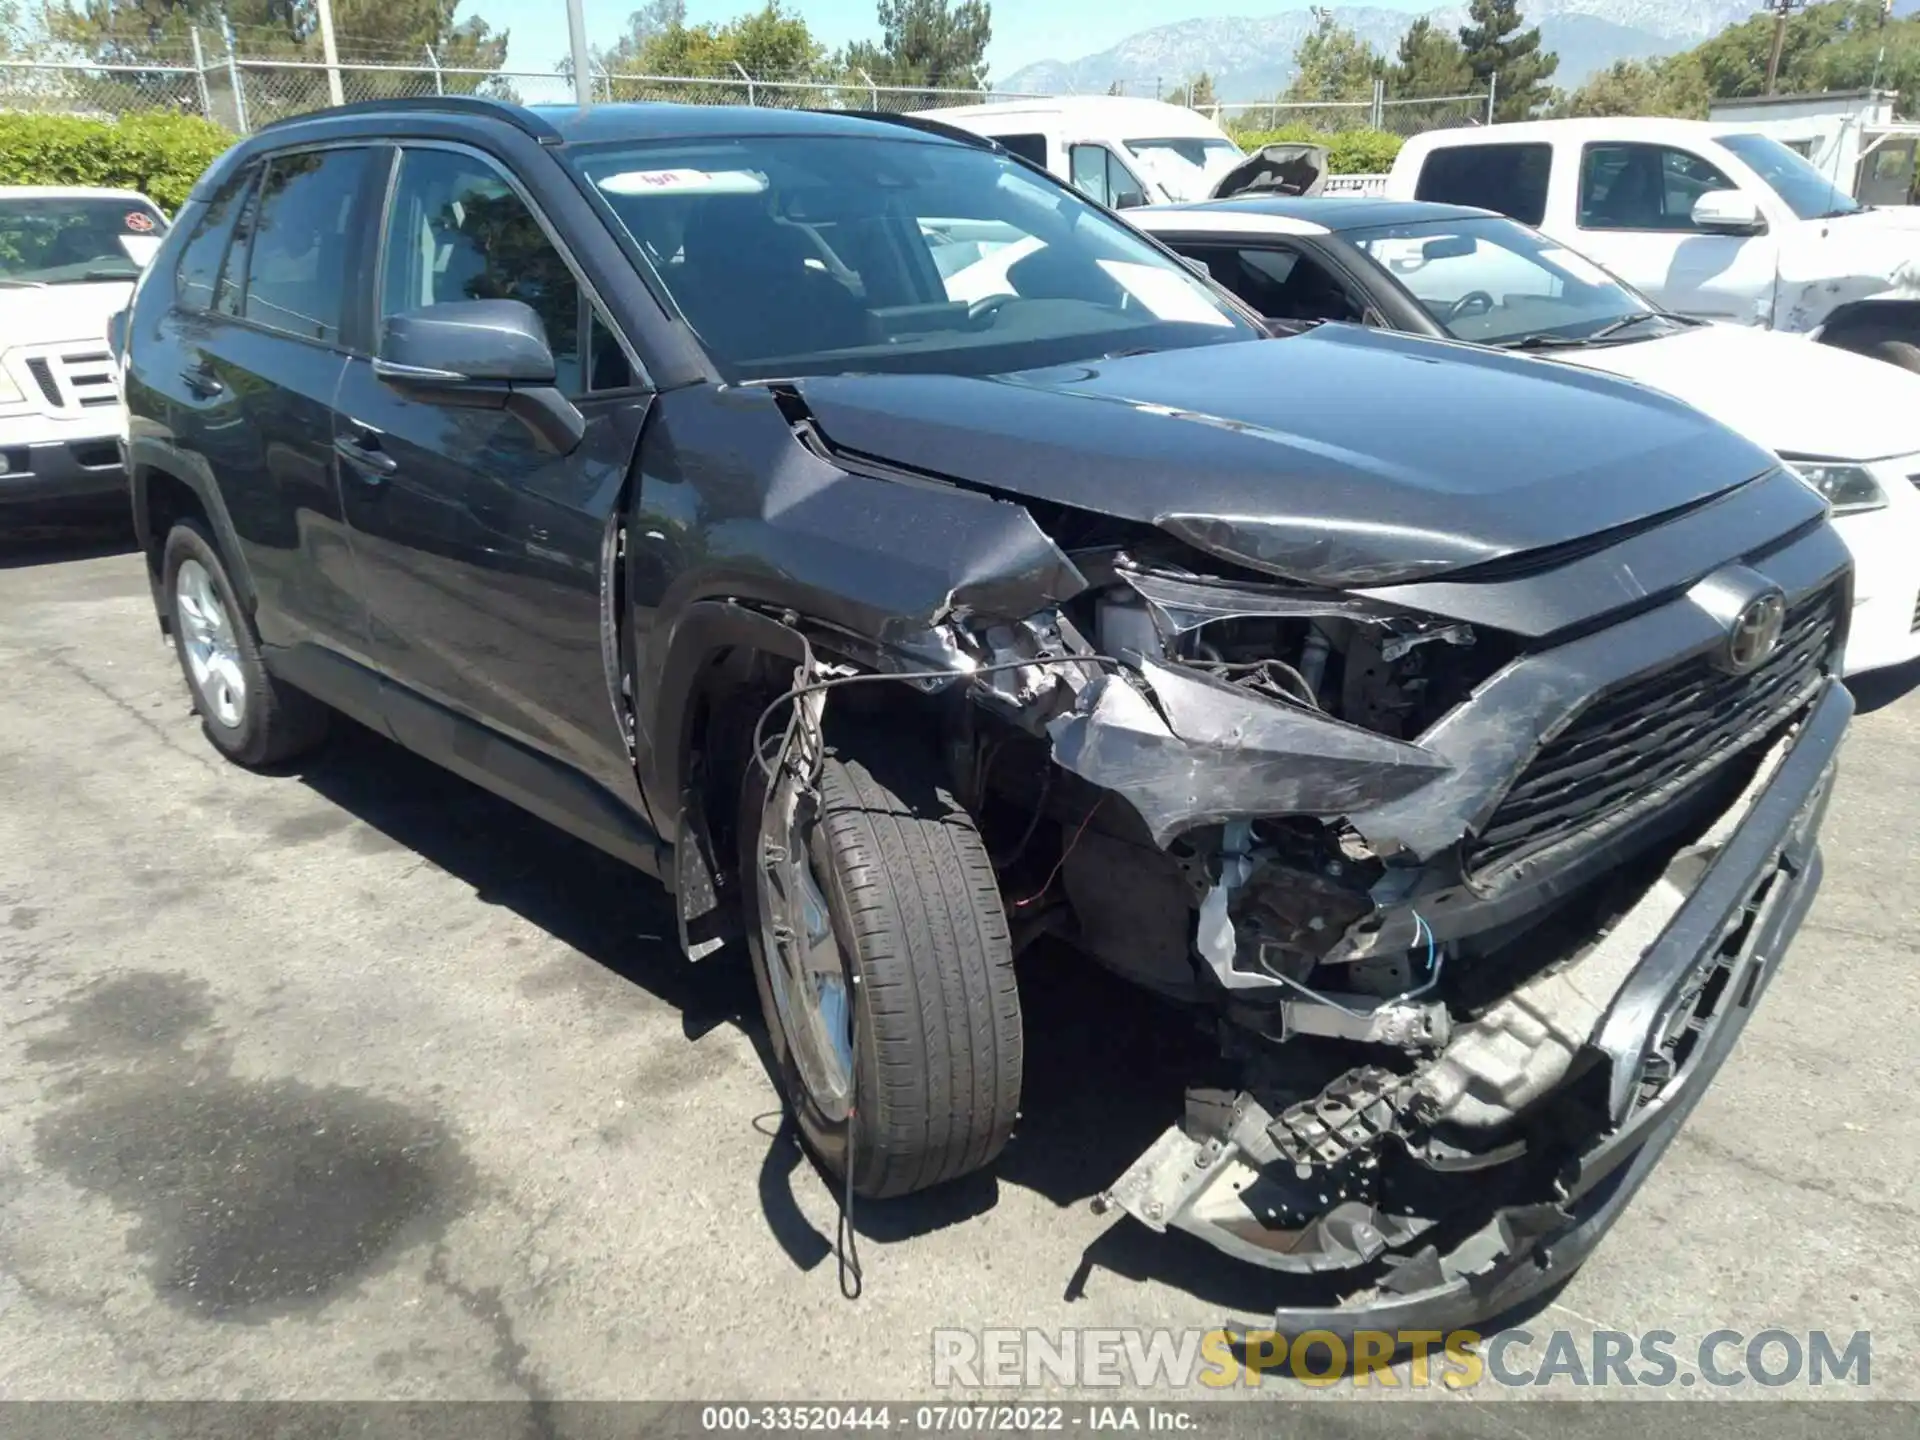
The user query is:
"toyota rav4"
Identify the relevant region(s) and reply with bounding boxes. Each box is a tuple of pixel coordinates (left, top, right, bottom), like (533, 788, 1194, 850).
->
(122, 99, 1851, 1330)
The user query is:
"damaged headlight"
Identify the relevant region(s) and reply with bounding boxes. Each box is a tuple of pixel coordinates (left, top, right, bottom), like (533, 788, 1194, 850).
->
(1786, 460, 1886, 516)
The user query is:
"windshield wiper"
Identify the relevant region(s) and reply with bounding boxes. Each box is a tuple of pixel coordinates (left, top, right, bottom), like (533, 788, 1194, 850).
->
(0, 278, 48, 289)
(1494, 331, 1595, 350)
(1584, 311, 1676, 341)
(1814, 205, 1865, 219)
(1498, 312, 1671, 350)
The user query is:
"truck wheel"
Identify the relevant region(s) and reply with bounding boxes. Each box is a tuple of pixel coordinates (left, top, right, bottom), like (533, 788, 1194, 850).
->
(740, 720, 1022, 1198)
(1834, 334, 1920, 374)
(163, 520, 328, 767)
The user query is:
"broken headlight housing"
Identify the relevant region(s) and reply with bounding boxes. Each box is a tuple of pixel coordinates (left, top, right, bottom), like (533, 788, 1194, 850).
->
(1786, 460, 1886, 516)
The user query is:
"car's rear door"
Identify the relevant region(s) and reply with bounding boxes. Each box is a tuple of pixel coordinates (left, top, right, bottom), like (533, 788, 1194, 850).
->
(333, 141, 652, 801)
(152, 144, 385, 673)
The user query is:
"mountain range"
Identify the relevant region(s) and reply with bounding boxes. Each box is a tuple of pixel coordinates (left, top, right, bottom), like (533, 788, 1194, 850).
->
(1001, 1, 1844, 100)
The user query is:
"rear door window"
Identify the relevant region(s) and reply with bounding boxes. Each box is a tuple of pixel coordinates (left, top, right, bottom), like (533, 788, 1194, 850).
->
(1414, 143, 1552, 226)
(174, 168, 255, 312)
(236, 148, 373, 344)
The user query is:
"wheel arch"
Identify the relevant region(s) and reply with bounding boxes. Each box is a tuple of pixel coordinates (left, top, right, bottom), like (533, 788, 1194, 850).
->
(1813, 296, 1920, 347)
(132, 454, 255, 630)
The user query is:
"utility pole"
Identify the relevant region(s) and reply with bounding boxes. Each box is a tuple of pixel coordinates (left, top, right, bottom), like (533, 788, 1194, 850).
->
(567, 0, 592, 111)
(313, 0, 345, 107)
(1764, 0, 1806, 97)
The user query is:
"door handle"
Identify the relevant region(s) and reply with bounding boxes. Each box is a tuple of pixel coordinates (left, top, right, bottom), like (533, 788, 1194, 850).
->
(334, 432, 399, 480)
(180, 365, 224, 398)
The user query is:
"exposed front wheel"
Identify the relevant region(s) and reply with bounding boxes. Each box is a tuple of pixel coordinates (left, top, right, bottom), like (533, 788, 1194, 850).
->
(740, 720, 1022, 1199)
(163, 520, 328, 767)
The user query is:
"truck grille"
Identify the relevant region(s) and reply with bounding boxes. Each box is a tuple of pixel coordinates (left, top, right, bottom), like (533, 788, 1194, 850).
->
(23, 349, 119, 411)
(1470, 586, 1838, 876)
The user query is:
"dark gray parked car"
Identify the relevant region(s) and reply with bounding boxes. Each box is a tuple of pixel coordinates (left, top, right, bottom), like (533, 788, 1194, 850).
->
(120, 98, 1849, 1330)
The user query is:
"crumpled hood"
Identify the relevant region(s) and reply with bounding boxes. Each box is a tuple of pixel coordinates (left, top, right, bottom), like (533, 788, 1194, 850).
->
(0, 280, 135, 352)
(1541, 323, 1920, 462)
(789, 324, 1781, 587)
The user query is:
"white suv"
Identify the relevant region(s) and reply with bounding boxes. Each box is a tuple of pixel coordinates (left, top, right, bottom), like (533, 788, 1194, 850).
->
(1, 186, 167, 505)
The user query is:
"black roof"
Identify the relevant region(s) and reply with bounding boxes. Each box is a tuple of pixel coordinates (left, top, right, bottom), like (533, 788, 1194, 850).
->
(254, 96, 980, 149)
(1183, 194, 1499, 231)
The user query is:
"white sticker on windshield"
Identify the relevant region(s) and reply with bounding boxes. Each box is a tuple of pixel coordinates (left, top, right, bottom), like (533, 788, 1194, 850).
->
(1537, 247, 1613, 287)
(598, 168, 767, 196)
(1097, 260, 1235, 327)
(118, 235, 162, 267)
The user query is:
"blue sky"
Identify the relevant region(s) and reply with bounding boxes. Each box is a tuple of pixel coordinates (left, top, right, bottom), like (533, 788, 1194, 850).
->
(491, 0, 1439, 78)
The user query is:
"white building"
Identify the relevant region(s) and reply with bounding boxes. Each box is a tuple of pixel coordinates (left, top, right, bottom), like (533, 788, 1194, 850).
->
(1708, 89, 1920, 206)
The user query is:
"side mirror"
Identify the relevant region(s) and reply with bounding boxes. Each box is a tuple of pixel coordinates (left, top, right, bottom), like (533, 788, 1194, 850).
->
(1113, 189, 1148, 210)
(1690, 188, 1766, 235)
(375, 299, 584, 455)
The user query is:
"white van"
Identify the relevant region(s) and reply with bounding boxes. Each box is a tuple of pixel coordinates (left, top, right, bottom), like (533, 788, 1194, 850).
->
(908, 96, 1245, 208)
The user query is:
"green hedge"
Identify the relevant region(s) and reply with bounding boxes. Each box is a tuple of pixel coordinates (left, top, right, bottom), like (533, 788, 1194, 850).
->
(1232, 125, 1404, 176)
(0, 113, 234, 214)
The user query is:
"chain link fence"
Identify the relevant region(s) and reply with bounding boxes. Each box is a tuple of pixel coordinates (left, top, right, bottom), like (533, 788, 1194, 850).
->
(1212, 89, 1494, 138)
(0, 37, 1047, 132)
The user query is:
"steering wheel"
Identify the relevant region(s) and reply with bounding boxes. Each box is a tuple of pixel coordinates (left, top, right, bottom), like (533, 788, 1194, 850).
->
(1445, 290, 1495, 323)
(967, 293, 1014, 327)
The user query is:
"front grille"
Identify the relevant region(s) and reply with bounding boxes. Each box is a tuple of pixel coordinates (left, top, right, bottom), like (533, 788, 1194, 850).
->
(24, 358, 61, 407)
(1911, 591, 1920, 635)
(1470, 586, 1837, 876)
(21, 350, 119, 410)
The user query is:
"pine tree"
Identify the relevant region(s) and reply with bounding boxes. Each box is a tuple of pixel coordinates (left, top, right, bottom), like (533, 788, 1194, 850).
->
(1458, 0, 1557, 120)
(1389, 16, 1473, 98)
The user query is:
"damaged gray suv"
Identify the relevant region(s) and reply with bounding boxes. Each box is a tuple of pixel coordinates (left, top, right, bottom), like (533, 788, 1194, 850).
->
(123, 100, 1851, 1330)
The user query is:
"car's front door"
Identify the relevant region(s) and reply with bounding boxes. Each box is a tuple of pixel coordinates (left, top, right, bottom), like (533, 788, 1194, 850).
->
(334, 142, 652, 800)
(1570, 142, 1779, 325)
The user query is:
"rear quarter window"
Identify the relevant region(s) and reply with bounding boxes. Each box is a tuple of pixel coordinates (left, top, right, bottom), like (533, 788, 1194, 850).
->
(989, 132, 1048, 168)
(1415, 143, 1552, 227)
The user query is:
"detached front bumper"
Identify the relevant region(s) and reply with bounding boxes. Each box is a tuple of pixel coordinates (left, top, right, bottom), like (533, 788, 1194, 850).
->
(1098, 678, 1850, 1333)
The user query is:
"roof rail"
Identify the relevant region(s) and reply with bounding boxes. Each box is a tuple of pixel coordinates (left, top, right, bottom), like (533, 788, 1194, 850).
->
(831, 109, 1000, 152)
(254, 95, 563, 144)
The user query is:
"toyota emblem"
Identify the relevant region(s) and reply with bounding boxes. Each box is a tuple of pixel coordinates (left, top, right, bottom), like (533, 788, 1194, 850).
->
(1723, 591, 1786, 674)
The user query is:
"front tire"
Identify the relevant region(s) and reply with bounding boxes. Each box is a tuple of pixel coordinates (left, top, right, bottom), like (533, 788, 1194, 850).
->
(163, 520, 327, 767)
(740, 721, 1022, 1199)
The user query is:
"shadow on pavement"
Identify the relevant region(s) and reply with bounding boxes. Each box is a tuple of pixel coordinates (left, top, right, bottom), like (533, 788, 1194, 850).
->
(0, 497, 137, 570)
(1847, 658, 1920, 717)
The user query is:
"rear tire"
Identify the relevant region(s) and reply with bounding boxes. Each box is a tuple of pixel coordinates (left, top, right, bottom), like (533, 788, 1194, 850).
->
(740, 720, 1022, 1199)
(163, 519, 328, 767)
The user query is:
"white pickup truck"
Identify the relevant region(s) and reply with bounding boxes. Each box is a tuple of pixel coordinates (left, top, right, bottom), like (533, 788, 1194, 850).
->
(1386, 117, 1920, 371)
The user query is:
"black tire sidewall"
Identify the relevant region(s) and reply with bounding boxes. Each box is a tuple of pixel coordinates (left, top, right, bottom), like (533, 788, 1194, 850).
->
(162, 520, 272, 764)
(738, 746, 873, 1187)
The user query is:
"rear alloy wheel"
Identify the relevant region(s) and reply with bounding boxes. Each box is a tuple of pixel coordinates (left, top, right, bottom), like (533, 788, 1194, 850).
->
(740, 720, 1022, 1199)
(163, 520, 328, 767)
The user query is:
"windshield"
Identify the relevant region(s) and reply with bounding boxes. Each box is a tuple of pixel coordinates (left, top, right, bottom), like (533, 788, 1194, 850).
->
(1718, 133, 1862, 220)
(1123, 136, 1244, 202)
(1344, 214, 1672, 346)
(576, 134, 1254, 381)
(0, 195, 166, 285)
